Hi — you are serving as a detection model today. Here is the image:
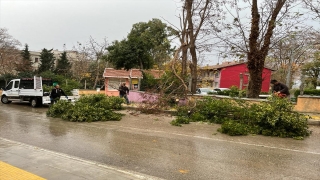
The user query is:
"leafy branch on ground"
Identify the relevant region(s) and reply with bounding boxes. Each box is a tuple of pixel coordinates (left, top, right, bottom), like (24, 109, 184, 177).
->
(47, 94, 124, 122)
(171, 96, 311, 139)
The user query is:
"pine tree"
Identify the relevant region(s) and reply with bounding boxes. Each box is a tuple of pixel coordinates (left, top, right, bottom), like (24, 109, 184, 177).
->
(38, 48, 55, 73)
(17, 44, 33, 73)
(55, 51, 71, 76)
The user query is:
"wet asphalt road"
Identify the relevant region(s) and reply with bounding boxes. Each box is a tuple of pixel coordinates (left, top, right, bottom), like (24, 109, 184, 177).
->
(1, 102, 320, 180)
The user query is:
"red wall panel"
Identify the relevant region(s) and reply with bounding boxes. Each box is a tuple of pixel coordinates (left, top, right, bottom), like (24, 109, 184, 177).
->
(219, 64, 271, 92)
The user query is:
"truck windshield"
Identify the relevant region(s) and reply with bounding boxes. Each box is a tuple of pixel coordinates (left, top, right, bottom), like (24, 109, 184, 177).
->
(5, 81, 13, 90)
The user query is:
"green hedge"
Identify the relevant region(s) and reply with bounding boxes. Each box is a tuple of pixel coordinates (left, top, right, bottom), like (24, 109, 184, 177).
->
(294, 89, 320, 98)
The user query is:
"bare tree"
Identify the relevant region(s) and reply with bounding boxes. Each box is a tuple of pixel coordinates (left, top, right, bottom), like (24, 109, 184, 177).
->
(303, 0, 320, 18)
(170, 0, 221, 93)
(70, 43, 91, 83)
(86, 37, 108, 89)
(70, 38, 108, 89)
(211, 0, 313, 98)
(0, 28, 22, 77)
(266, 29, 317, 86)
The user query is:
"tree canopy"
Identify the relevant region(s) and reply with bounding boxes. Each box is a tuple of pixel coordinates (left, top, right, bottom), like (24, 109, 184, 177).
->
(106, 18, 173, 70)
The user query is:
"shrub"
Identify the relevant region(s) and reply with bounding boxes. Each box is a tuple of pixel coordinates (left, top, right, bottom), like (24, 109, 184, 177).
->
(251, 97, 311, 138)
(46, 100, 73, 118)
(170, 116, 190, 126)
(294, 89, 320, 98)
(218, 120, 249, 136)
(172, 96, 311, 139)
(77, 94, 124, 110)
(61, 105, 123, 122)
(227, 86, 240, 97)
(47, 94, 124, 122)
(190, 112, 207, 122)
(193, 97, 241, 124)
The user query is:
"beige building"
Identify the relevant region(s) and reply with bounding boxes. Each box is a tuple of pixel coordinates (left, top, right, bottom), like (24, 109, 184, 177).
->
(30, 49, 83, 71)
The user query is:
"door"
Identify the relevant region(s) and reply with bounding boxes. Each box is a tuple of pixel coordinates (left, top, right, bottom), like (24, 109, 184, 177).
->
(8, 80, 20, 97)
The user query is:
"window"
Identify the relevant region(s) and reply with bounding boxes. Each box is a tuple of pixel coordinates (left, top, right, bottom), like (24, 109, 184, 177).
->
(131, 79, 139, 89)
(5, 81, 13, 90)
(14, 81, 19, 88)
(108, 78, 125, 90)
(20, 80, 34, 89)
(215, 71, 220, 78)
(35, 58, 39, 63)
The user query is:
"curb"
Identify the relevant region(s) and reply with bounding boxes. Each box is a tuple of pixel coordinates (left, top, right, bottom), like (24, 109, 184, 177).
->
(308, 119, 320, 125)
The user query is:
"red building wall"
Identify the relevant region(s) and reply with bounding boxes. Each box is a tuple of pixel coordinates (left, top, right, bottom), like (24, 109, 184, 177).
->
(219, 64, 272, 92)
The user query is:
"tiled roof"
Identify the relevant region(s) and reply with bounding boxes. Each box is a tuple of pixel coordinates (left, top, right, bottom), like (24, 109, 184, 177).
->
(103, 68, 165, 79)
(202, 61, 246, 70)
(131, 69, 143, 78)
(103, 68, 143, 78)
(201, 61, 274, 70)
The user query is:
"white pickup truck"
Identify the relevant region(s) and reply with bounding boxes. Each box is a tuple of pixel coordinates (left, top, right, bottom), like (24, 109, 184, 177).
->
(1, 76, 78, 107)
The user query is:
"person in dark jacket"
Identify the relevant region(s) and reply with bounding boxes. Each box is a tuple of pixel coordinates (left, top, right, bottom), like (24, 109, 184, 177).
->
(119, 83, 130, 105)
(50, 84, 68, 104)
(270, 79, 290, 98)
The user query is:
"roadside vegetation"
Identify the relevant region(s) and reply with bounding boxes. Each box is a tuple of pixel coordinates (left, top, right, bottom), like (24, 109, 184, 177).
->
(47, 94, 124, 122)
(171, 96, 311, 139)
(1, 1, 320, 140)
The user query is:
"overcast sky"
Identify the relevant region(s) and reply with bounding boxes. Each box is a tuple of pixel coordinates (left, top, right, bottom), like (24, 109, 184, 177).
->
(0, 0, 181, 51)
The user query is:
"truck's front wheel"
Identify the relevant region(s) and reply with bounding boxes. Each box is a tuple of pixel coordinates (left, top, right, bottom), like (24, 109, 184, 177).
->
(31, 98, 38, 107)
(1, 96, 11, 104)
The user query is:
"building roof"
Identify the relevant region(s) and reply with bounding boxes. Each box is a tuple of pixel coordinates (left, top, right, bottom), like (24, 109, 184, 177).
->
(103, 68, 142, 78)
(201, 61, 274, 71)
(103, 68, 165, 79)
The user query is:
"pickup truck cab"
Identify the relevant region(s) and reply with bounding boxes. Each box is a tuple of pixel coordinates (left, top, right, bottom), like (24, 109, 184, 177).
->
(1, 76, 52, 107)
(1, 76, 79, 107)
(1, 76, 77, 107)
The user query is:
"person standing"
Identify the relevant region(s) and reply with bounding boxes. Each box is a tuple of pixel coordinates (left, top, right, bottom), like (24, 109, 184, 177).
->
(270, 79, 290, 98)
(119, 83, 130, 105)
(50, 84, 68, 104)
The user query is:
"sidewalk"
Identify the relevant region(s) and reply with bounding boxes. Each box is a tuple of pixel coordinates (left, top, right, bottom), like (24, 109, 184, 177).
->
(0, 138, 162, 180)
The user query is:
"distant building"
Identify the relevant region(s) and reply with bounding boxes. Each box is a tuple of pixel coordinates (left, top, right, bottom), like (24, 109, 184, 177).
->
(199, 60, 273, 92)
(30, 49, 79, 70)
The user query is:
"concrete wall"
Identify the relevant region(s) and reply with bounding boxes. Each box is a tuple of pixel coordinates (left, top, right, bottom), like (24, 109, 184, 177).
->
(294, 96, 320, 113)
